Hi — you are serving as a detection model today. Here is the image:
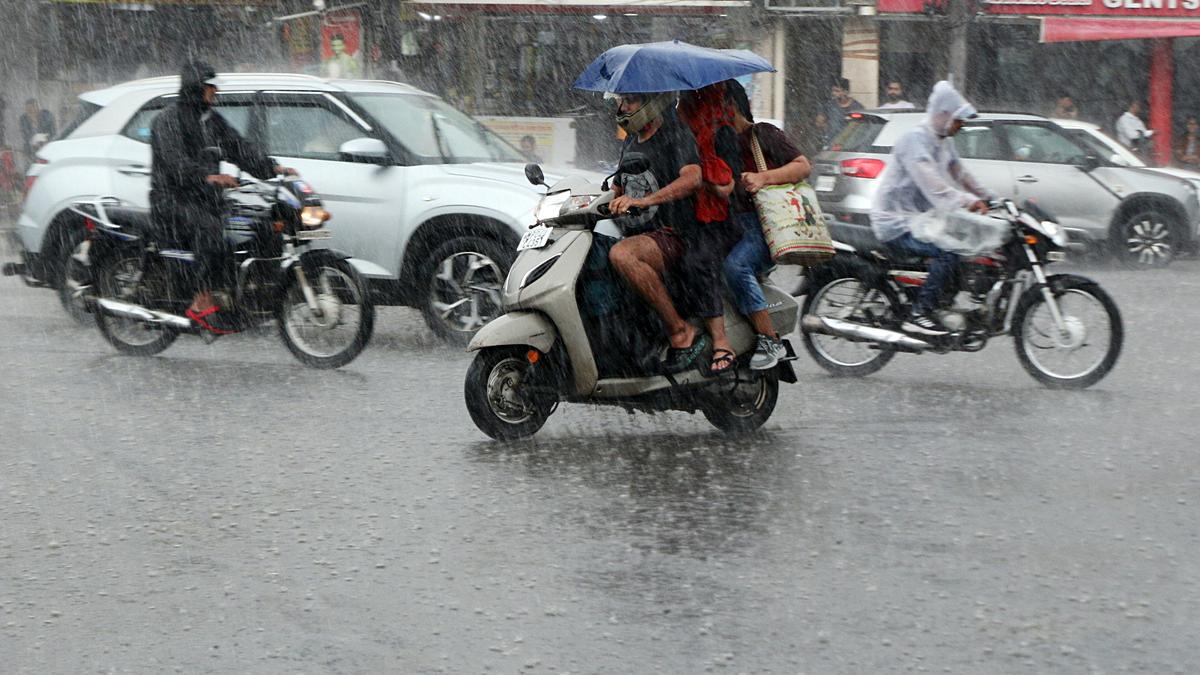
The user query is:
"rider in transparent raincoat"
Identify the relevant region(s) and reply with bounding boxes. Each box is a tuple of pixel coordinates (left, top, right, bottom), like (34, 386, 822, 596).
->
(870, 80, 1000, 336)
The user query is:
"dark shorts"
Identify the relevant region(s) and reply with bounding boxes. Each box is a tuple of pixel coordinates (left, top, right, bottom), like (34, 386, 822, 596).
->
(644, 227, 685, 270)
(676, 221, 741, 318)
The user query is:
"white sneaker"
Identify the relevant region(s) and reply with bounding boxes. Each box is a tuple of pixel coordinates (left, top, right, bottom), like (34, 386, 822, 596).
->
(750, 334, 784, 370)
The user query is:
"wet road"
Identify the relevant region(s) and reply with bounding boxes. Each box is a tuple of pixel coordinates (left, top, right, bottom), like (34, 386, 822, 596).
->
(2, 247, 1199, 672)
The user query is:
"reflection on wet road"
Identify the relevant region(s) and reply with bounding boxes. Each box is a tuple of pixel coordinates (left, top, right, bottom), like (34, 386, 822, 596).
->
(2, 257, 1199, 672)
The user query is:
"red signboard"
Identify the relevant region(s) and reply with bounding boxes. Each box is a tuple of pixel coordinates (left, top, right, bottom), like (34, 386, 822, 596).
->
(880, 0, 1200, 15)
(987, 0, 1200, 16)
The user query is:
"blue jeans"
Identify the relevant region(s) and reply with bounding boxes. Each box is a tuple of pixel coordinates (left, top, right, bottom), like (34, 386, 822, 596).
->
(723, 212, 774, 315)
(885, 232, 959, 315)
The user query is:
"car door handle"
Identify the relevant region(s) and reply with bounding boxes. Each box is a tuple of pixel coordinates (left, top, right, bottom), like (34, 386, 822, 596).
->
(1017, 174, 1039, 183)
(118, 164, 151, 176)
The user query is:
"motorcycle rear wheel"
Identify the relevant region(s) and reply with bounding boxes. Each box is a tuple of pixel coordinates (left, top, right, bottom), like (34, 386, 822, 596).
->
(1012, 277, 1122, 389)
(801, 276, 900, 377)
(94, 251, 178, 356)
(702, 368, 779, 434)
(278, 258, 375, 369)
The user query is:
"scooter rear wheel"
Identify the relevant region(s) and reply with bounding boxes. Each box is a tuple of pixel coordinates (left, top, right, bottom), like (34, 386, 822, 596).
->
(465, 346, 555, 441)
(702, 368, 779, 434)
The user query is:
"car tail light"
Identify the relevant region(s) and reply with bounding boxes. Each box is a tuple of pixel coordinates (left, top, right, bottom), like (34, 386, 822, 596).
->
(840, 158, 885, 179)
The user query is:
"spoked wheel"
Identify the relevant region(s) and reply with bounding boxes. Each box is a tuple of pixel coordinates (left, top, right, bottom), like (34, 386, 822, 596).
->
(702, 368, 780, 434)
(94, 252, 178, 356)
(58, 233, 94, 326)
(278, 258, 375, 369)
(1118, 209, 1177, 269)
(801, 276, 900, 377)
(465, 346, 555, 441)
(1012, 277, 1122, 389)
(421, 236, 512, 346)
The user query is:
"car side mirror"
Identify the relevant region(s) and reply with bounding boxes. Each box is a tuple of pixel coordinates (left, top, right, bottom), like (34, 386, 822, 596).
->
(339, 137, 389, 163)
(1077, 155, 1101, 172)
(524, 163, 546, 187)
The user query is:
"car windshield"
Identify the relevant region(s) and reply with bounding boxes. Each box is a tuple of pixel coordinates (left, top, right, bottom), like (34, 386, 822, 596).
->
(350, 93, 522, 164)
(1065, 127, 1145, 167)
(829, 116, 889, 152)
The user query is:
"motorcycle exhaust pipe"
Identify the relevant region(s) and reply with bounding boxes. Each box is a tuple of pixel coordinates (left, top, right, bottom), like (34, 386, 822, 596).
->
(95, 298, 195, 332)
(801, 315, 932, 352)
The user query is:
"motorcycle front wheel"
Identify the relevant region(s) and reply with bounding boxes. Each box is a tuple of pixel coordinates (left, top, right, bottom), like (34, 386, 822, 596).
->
(277, 258, 375, 369)
(464, 346, 555, 441)
(1012, 276, 1122, 389)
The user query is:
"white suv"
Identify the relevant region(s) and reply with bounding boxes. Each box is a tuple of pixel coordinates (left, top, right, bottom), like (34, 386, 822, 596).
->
(9, 73, 583, 342)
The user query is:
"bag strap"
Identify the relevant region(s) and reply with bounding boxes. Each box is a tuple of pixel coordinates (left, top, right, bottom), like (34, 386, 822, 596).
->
(750, 128, 769, 174)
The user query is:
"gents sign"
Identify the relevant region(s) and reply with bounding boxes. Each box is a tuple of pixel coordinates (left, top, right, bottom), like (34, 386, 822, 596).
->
(984, 0, 1200, 15)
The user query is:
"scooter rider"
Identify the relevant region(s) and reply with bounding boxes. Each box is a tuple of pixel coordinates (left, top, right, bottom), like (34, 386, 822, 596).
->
(607, 91, 709, 372)
(150, 60, 291, 333)
(870, 80, 996, 336)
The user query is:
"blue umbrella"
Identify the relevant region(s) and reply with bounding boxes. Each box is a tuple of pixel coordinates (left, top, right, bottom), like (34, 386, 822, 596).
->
(573, 40, 776, 94)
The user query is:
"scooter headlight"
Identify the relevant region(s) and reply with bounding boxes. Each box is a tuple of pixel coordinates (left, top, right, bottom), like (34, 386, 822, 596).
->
(535, 191, 571, 222)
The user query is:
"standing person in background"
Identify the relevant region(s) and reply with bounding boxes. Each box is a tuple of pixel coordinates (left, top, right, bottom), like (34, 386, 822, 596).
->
(812, 111, 834, 151)
(1175, 116, 1200, 169)
(879, 80, 915, 110)
(1052, 94, 1079, 119)
(19, 98, 56, 160)
(826, 78, 863, 136)
(1116, 100, 1152, 151)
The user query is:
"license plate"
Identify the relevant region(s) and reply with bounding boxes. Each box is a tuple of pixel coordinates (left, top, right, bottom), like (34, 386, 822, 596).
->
(518, 226, 552, 251)
(296, 229, 332, 240)
(815, 175, 836, 192)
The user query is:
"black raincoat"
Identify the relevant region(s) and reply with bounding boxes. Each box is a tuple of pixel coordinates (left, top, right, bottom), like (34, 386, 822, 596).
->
(150, 61, 275, 292)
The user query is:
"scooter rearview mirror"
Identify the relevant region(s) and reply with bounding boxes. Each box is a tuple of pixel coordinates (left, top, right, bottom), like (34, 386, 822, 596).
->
(524, 163, 546, 188)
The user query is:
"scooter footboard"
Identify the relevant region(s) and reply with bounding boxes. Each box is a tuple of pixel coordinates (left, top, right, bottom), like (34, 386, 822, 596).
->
(467, 311, 558, 353)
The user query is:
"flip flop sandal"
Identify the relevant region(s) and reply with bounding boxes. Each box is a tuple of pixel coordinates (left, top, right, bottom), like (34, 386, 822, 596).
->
(709, 348, 737, 375)
(186, 306, 236, 335)
(662, 333, 711, 374)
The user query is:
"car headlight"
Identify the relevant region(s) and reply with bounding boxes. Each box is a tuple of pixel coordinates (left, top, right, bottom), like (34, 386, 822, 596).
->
(301, 205, 331, 229)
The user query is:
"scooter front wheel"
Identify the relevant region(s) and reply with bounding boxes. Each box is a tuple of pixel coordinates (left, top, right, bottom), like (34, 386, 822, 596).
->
(465, 346, 555, 441)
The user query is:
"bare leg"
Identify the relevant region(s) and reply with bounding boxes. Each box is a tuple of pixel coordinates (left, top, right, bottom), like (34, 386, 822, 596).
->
(705, 315, 733, 355)
(610, 235, 695, 349)
(747, 309, 777, 338)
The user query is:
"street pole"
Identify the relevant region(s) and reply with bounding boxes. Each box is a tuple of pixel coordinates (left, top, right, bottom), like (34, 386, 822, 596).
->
(947, 0, 977, 85)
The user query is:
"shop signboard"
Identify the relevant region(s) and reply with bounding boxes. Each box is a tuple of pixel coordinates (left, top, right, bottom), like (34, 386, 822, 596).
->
(476, 117, 577, 168)
(879, 0, 1200, 15)
(985, 1, 1200, 16)
(320, 9, 363, 79)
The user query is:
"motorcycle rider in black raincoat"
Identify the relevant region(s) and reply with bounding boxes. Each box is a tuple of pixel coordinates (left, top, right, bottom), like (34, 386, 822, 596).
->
(150, 60, 288, 331)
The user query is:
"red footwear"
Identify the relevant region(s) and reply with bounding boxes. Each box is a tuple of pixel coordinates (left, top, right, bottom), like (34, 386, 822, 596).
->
(186, 306, 235, 335)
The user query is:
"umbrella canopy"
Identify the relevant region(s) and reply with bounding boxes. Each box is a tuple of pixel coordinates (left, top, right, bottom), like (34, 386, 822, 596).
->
(573, 40, 775, 94)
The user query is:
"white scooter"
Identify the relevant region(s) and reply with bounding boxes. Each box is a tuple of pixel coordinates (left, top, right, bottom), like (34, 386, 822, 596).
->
(463, 157, 800, 440)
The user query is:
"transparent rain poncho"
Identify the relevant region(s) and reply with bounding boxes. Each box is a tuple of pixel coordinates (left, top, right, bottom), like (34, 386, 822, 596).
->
(870, 81, 1006, 255)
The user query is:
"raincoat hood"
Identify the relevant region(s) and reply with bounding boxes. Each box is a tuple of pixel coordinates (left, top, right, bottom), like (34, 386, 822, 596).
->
(925, 80, 977, 137)
(179, 60, 218, 112)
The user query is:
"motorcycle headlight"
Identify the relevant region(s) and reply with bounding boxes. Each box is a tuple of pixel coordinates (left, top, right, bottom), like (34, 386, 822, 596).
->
(1041, 220, 1068, 247)
(301, 206, 331, 229)
(535, 191, 571, 222)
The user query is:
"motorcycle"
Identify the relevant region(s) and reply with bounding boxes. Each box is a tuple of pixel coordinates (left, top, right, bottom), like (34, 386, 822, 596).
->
(800, 199, 1122, 389)
(463, 158, 801, 441)
(66, 168, 375, 369)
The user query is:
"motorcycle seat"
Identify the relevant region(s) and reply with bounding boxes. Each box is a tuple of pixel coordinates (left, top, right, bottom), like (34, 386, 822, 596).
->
(103, 206, 155, 233)
(829, 222, 929, 267)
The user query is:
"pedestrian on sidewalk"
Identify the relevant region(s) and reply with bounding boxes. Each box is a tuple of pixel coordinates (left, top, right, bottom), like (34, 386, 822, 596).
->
(19, 98, 55, 161)
(826, 77, 864, 136)
(879, 80, 916, 110)
(1175, 115, 1200, 168)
